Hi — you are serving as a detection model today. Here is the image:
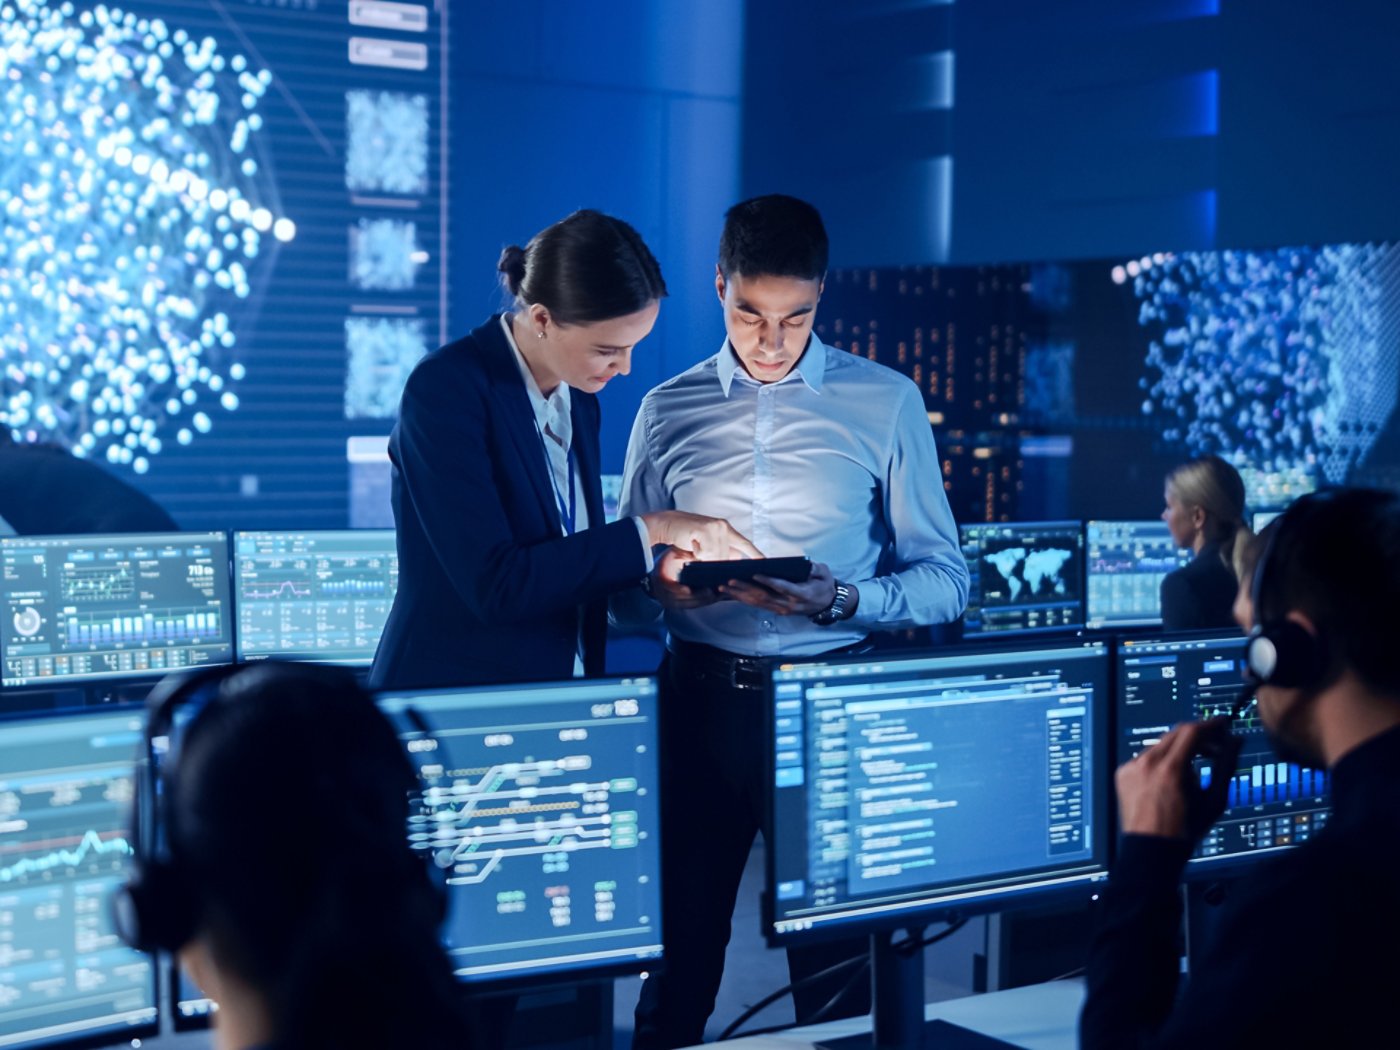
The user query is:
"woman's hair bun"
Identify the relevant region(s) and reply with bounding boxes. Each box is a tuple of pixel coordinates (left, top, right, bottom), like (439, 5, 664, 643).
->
(497, 244, 527, 296)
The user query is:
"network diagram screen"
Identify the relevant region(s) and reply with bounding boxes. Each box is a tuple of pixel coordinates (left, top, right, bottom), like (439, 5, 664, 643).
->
(959, 521, 1085, 636)
(1085, 520, 1192, 630)
(1, 533, 233, 689)
(377, 677, 664, 986)
(234, 529, 398, 666)
(0, 708, 157, 1048)
(1117, 634, 1331, 870)
(0, 1, 448, 528)
(767, 642, 1111, 943)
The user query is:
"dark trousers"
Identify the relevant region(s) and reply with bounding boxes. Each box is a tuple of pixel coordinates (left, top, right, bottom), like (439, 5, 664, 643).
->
(632, 649, 872, 1049)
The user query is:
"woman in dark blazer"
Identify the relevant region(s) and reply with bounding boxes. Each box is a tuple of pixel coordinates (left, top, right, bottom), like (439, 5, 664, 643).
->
(1159, 454, 1252, 631)
(370, 210, 755, 690)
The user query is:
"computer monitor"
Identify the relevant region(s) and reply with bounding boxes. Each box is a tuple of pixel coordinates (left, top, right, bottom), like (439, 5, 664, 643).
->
(233, 529, 398, 666)
(958, 521, 1085, 636)
(766, 639, 1112, 945)
(1, 532, 234, 691)
(1085, 520, 1192, 630)
(0, 707, 158, 1048)
(766, 641, 1111, 1048)
(376, 676, 664, 989)
(172, 966, 216, 1032)
(1116, 632, 1331, 874)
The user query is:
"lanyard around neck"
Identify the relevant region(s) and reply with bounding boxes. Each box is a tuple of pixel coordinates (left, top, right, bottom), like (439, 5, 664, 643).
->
(533, 415, 577, 536)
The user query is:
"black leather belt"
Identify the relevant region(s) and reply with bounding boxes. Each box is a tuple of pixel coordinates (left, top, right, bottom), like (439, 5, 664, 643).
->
(667, 636, 872, 692)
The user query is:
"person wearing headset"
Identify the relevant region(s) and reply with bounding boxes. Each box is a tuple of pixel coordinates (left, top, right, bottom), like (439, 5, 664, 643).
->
(1159, 454, 1252, 631)
(370, 208, 759, 691)
(1081, 488, 1400, 1047)
(115, 661, 471, 1050)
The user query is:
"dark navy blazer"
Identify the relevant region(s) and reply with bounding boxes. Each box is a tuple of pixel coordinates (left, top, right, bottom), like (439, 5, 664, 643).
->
(369, 316, 647, 690)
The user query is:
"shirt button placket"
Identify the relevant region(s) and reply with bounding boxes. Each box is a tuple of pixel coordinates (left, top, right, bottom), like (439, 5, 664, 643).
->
(755, 386, 775, 646)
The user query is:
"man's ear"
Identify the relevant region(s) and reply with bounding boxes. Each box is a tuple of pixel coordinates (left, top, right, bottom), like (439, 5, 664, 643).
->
(715, 265, 727, 305)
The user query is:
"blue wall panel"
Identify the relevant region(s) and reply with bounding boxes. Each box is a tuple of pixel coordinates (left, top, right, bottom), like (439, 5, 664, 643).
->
(449, 0, 743, 474)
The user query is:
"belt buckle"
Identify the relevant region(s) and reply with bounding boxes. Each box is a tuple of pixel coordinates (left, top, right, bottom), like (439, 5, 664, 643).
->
(729, 656, 763, 691)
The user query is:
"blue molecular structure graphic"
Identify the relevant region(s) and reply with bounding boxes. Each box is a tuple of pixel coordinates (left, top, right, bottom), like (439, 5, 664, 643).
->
(349, 218, 421, 291)
(1023, 341, 1076, 426)
(345, 90, 427, 196)
(0, 0, 295, 473)
(1118, 244, 1400, 485)
(344, 316, 425, 419)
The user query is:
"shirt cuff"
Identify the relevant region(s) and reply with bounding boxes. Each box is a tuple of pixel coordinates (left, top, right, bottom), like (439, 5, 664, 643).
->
(630, 516, 654, 573)
(844, 580, 880, 628)
(1112, 834, 1193, 891)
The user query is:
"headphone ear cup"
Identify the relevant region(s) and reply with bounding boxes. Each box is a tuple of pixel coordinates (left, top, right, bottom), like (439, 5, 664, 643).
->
(1246, 620, 1326, 690)
(113, 859, 200, 954)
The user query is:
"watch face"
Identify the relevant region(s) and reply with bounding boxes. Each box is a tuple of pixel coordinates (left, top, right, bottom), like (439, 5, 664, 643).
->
(811, 584, 849, 625)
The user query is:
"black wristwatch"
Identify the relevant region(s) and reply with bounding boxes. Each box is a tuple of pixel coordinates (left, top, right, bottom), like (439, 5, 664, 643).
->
(810, 582, 854, 626)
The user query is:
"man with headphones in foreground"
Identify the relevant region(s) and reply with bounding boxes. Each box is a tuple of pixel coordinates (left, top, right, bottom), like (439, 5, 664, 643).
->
(1080, 488, 1400, 1047)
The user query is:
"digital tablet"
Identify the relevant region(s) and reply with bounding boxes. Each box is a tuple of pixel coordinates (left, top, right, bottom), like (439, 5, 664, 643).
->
(678, 556, 812, 590)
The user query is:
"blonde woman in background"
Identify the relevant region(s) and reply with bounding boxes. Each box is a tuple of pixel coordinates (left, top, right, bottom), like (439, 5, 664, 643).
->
(1160, 454, 1253, 630)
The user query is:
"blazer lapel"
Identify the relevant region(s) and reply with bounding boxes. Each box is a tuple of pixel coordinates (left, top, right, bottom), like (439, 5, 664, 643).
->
(476, 318, 560, 532)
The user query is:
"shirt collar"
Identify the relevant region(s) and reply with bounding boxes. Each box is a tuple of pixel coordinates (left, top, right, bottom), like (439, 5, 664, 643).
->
(501, 313, 571, 437)
(716, 332, 827, 397)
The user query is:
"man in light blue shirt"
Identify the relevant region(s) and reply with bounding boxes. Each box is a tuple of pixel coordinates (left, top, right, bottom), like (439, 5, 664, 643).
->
(618, 196, 969, 1048)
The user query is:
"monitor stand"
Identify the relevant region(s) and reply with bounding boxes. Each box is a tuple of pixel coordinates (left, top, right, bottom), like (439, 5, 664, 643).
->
(816, 930, 1020, 1050)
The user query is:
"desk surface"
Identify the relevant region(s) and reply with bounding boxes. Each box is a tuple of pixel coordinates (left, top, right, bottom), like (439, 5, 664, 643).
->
(716, 978, 1084, 1050)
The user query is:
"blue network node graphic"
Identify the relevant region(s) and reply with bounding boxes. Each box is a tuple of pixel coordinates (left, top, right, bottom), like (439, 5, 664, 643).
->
(0, 0, 295, 472)
(350, 218, 421, 290)
(344, 316, 425, 419)
(345, 89, 428, 195)
(1119, 244, 1400, 484)
(1023, 341, 1076, 425)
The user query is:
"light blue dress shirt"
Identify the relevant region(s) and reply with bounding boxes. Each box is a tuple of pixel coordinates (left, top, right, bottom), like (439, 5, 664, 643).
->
(617, 334, 969, 657)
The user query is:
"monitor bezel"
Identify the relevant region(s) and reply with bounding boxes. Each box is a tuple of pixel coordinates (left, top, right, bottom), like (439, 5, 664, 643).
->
(373, 676, 666, 995)
(169, 959, 217, 1034)
(0, 530, 236, 692)
(957, 519, 1088, 639)
(231, 528, 398, 667)
(0, 702, 161, 1050)
(762, 639, 1113, 948)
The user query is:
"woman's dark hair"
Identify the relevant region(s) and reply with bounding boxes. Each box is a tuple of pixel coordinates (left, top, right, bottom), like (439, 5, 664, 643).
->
(717, 194, 829, 281)
(497, 209, 666, 325)
(169, 663, 469, 1050)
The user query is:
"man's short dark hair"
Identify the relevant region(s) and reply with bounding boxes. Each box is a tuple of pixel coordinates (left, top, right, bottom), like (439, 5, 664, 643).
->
(718, 194, 828, 282)
(1256, 488, 1400, 698)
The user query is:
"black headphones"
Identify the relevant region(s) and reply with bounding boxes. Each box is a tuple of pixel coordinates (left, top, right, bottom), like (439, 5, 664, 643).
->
(1241, 493, 1333, 695)
(113, 662, 449, 955)
(112, 663, 237, 954)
